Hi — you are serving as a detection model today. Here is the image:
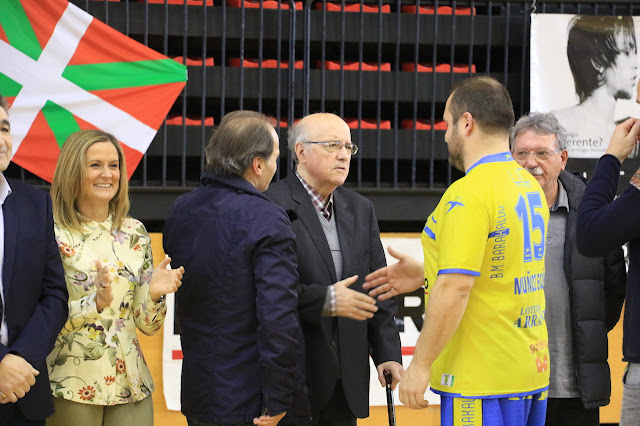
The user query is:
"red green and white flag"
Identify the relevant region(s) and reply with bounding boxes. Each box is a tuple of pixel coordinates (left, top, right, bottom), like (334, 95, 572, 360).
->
(0, 0, 187, 182)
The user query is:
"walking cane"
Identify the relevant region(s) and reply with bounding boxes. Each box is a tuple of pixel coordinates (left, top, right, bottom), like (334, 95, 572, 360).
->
(383, 369, 397, 426)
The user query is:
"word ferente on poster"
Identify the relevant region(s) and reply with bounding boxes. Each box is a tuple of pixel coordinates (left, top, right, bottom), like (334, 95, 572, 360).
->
(531, 14, 640, 161)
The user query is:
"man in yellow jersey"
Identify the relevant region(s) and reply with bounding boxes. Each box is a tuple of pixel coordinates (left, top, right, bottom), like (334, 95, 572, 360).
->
(364, 76, 550, 425)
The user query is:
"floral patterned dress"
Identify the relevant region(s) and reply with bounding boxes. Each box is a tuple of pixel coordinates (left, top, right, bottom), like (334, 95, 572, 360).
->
(47, 216, 167, 405)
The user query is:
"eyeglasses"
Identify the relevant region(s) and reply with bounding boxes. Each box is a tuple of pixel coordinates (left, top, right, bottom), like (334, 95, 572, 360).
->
(512, 148, 562, 162)
(304, 140, 358, 155)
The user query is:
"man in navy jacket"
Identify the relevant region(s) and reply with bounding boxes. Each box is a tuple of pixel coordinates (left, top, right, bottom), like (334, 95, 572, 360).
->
(163, 111, 309, 426)
(0, 94, 68, 424)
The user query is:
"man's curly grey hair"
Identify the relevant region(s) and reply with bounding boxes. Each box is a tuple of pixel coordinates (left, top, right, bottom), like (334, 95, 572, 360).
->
(510, 112, 568, 151)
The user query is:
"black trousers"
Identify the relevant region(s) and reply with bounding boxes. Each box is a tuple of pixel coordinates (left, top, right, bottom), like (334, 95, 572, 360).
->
(0, 403, 45, 426)
(281, 380, 355, 426)
(311, 381, 357, 426)
(545, 397, 599, 426)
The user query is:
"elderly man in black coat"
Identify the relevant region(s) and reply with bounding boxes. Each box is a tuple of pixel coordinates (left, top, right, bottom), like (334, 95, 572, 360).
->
(267, 113, 403, 426)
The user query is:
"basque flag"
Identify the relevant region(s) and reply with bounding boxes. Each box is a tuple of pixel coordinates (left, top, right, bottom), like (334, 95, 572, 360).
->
(0, 0, 187, 182)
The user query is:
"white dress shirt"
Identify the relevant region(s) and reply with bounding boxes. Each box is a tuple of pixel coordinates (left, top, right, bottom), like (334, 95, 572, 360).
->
(0, 173, 13, 345)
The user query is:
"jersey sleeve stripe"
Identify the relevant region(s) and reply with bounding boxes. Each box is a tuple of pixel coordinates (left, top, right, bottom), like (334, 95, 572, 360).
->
(424, 225, 436, 240)
(438, 268, 481, 276)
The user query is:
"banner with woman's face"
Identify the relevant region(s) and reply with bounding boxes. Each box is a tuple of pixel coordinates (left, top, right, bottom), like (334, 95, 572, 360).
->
(531, 14, 640, 160)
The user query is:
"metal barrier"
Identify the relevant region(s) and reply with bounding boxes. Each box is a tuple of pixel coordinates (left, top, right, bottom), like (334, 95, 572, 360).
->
(9, 0, 640, 223)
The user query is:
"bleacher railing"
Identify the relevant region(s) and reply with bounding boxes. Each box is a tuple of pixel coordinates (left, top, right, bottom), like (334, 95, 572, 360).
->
(8, 0, 640, 222)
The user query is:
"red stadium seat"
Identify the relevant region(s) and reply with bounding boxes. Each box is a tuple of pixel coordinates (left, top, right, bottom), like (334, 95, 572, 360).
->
(228, 58, 304, 69)
(400, 5, 475, 15)
(227, 0, 303, 10)
(272, 118, 302, 128)
(401, 63, 476, 73)
(142, 0, 214, 5)
(316, 2, 391, 13)
(173, 57, 215, 66)
(345, 118, 391, 129)
(400, 119, 447, 130)
(319, 61, 391, 71)
(166, 115, 215, 126)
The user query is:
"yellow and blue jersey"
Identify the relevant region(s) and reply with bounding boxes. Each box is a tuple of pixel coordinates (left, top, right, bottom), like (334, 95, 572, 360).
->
(422, 152, 550, 398)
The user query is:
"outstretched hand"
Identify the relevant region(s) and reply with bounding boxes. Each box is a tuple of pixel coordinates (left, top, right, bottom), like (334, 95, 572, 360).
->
(363, 246, 424, 301)
(334, 275, 378, 320)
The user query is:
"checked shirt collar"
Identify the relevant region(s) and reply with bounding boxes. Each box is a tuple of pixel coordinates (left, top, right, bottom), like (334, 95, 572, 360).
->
(295, 171, 334, 221)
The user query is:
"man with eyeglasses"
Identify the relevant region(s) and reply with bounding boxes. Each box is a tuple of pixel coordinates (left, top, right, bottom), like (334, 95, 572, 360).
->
(510, 112, 626, 426)
(266, 113, 403, 426)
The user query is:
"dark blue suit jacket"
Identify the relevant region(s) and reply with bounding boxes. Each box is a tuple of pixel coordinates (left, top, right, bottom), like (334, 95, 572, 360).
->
(163, 172, 309, 424)
(0, 178, 68, 421)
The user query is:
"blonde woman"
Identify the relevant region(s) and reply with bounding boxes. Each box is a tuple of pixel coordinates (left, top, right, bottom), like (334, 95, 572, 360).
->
(46, 130, 184, 426)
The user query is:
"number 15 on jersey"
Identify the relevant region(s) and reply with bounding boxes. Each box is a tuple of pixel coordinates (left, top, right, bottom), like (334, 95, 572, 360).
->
(515, 192, 546, 263)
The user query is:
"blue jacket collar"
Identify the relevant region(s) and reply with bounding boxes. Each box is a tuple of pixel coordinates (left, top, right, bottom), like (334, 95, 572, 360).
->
(200, 171, 269, 200)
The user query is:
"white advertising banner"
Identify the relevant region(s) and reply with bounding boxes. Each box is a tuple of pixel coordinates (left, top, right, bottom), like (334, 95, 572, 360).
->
(530, 14, 640, 158)
(162, 290, 183, 411)
(162, 234, 437, 411)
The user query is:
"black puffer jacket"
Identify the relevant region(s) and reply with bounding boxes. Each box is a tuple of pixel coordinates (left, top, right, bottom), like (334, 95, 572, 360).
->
(560, 170, 626, 408)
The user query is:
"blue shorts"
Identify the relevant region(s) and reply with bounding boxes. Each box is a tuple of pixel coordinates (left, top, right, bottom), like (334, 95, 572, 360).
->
(440, 391, 547, 426)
